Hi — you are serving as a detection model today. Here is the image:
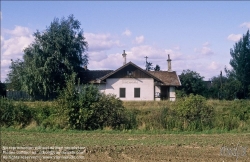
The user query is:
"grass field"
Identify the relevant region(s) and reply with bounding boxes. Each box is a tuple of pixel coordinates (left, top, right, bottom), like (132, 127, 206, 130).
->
(1, 128, 249, 162)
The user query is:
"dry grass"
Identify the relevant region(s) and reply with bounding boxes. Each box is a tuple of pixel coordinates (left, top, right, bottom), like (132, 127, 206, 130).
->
(122, 100, 176, 110)
(1, 129, 250, 161)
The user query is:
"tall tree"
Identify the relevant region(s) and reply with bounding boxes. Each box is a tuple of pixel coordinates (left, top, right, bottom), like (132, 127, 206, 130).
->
(6, 59, 24, 91)
(228, 30, 250, 98)
(7, 15, 88, 99)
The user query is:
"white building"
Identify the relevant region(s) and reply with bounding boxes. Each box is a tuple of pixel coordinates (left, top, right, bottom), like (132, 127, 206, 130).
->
(80, 51, 181, 101)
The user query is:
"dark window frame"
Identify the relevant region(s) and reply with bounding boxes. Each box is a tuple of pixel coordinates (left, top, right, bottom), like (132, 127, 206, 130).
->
(134, 88, 140, 98)
(120, 88, 126, 98)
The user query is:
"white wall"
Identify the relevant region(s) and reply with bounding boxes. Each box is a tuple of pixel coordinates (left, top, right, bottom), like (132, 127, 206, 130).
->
(104, 78, 154, 101)
(169, 86, 176, 101)
(97, 84, 106, 93)
(154, 86, 161, 101)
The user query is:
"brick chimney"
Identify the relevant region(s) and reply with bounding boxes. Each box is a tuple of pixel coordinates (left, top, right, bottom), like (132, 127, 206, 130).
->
(167, 54, 172, 72)
(122, 50, 127, 65)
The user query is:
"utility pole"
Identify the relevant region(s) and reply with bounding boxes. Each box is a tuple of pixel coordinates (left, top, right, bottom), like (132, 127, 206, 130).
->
(144, 56, 148, 70)
(219, 71, 222, 99)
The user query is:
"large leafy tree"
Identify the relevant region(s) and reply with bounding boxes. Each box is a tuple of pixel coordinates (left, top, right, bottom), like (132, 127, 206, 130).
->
(208, 74, 241, 100)
(7, 15, 88, 99)
(228, 30, 250, 98)
(177, 69, 206, 96)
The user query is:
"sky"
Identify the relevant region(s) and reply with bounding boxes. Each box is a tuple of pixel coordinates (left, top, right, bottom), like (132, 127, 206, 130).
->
(1, 1, 250, 82)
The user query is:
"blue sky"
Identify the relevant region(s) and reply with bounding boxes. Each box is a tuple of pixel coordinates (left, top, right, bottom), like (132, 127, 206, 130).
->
(1, 1, 250, 82)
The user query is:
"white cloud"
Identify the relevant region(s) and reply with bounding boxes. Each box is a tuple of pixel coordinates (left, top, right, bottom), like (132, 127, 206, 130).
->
(173, 46, 180, 50)
(1, 26, 34, 82)
(227, 34, 242, 42)
(194, 42, 214, 56)
(203, 42, 210, 46)
(122, 29, 132, 37)
(88, 45, 181, 71)
(135, 35, 144, 44)
(240, 22, 250, 28)
(208, 61, 220, 70)
(2, 36, 34, 56)
(88, 52, 123, 70)
(88, 51, 108, 62)
(4, 25, 31, 37)
(85, 33, 121, 52)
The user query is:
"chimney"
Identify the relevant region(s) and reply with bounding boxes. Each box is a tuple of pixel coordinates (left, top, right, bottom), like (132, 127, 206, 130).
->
(122, 50, 127, 65)
(167, 54, 172, 72)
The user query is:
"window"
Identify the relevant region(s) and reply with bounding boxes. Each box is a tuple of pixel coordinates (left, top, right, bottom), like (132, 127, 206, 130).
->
(134, 88, 140, 98)
(120, 88, 126, 98)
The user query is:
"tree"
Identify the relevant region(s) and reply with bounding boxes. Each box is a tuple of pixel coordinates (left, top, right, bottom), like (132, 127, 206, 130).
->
(208, 74, 241, 100)
(154, 64, 161, 71)
(0, 82, 6, 96)
(228, 30, 250, 98)
(55, 73, 126, 130)
(6, 59, 24, 91)
(146, 61, 153, 71)
(177, 69, 206, 96)
(7, 15, 88, 99)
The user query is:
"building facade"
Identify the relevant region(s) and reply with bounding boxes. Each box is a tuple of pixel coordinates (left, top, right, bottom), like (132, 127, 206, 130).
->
(80, 51, 181, 101)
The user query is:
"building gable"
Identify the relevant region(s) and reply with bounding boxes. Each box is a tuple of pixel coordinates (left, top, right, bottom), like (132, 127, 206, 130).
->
(100, 62, 162, 82)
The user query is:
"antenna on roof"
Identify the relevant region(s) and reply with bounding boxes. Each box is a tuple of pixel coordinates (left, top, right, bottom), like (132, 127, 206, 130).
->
(144, 56, 148, 70)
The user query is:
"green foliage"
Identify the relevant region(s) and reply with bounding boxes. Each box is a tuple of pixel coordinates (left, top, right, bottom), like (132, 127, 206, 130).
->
(208, 75, 242, 100)
(13, 102, 32, 127)
(0, 82, 6, 96)
(228, 30, 250, 99)
(32, 105, 55, 127)
(177, 69, 206, 96)
(55, 74, 127, 130)
(6, 59, 24, 91)
(124, 109, 138, 129)
(154, 64, 161, 71)
(0, 98, 15, 126)
(175, 94, 214, 131)
(7, 15, 88, 99)
(0, 98, 32, 127)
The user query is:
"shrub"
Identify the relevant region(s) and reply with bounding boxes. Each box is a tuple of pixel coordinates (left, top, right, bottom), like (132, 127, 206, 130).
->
(175, 94, 214, 131)
(55, 74, 127, 130)
(13, 102, 32, 127)
(0, 98, 32, 127)
(0, 97, 15, 126)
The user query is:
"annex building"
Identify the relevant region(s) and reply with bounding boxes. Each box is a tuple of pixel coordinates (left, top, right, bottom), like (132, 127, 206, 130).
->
(80, 51, 181, 101)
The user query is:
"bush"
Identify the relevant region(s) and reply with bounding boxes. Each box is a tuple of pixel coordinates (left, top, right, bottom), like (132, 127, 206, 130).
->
(175, 94, 214, 131)
(0, 98, 32, 127)
(0, 97, 15, 126)
(13, 102, 32, 127)
(55, 74, 128, 130)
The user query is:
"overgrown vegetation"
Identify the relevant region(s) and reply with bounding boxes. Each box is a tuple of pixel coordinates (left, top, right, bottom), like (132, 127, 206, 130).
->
(52, 74, 128, 130)
(2, 94, 250, 132)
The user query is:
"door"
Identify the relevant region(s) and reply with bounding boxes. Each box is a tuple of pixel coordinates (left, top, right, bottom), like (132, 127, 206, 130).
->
(160, 86, 169, 100)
